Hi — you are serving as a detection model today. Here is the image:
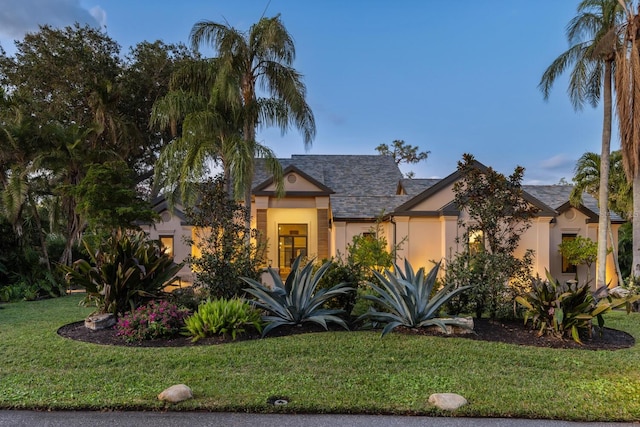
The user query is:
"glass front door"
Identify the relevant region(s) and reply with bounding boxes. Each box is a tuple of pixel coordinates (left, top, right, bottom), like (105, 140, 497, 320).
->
(278, 224, 308, 277)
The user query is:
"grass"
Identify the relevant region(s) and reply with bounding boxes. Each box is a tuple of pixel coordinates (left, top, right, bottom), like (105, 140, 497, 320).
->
(2, 295, 640, 420)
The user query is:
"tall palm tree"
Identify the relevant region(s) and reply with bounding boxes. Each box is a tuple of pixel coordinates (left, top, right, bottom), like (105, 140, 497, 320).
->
(539, 0, 623, 287)
(151, 60, 286, 211)
(615, 0, 640, 279)
(189, 15, 315, 223)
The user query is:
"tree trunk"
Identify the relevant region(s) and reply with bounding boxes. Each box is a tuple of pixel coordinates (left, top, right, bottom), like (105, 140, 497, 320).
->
(633, 174, 640, 279)
(608, 220, 623, 286)
(596, 61, 612, 287)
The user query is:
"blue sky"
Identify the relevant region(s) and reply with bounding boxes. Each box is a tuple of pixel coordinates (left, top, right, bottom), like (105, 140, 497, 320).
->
(0, 0, 607, 184)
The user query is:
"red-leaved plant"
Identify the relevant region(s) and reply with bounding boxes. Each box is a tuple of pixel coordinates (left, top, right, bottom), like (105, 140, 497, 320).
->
(116, 300, 190, 342)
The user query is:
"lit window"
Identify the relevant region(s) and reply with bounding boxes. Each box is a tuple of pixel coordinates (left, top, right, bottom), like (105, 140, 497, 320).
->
(159, 235, 174, 258)
(468, 230, 484, 255)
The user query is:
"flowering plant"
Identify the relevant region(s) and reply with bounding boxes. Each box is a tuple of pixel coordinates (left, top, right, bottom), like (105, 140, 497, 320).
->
(116, 300, 190, 342)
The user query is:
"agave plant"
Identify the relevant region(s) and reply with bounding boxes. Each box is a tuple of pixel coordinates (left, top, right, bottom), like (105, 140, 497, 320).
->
(358, 259, 473, 337)
(241, 256, 354, 337)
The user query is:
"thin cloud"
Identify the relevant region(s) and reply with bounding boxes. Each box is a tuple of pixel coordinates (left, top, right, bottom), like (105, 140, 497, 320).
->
(539, 154, 573, 170)
(0, 0, 106, 40)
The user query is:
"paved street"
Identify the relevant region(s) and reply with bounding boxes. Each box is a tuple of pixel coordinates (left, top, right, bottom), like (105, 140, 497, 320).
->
(0, 411, 637, 427)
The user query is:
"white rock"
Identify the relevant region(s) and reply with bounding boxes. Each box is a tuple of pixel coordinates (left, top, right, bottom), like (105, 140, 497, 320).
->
(84, 313, 116, 330)
(158, 384, 193, 403)
(428, 393, 468, 411)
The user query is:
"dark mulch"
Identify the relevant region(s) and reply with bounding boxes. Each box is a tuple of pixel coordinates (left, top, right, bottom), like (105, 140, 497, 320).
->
(57, 318, 635, 351)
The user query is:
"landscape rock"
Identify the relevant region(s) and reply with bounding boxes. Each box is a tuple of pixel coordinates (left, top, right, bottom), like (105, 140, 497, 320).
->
(158, 384, 193, 403)
(428, 393, 468, 410)
(425, 317, 474, 335)
(84, 313, 116, 331)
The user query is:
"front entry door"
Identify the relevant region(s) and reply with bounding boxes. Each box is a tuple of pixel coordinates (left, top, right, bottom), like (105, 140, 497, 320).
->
(278, 224, 308, 277)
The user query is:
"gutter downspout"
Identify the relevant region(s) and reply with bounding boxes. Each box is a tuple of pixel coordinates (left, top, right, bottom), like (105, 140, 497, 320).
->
(390, 215, 397, 263)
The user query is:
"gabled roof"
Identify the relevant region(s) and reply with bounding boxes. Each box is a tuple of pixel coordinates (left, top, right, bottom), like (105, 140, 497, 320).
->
(252, 155, 405, 219)
(253, 164, 334, 196)
(148, 195, 188, 224)
(393, 160, 556, 217)
(523, 185, 625, 223)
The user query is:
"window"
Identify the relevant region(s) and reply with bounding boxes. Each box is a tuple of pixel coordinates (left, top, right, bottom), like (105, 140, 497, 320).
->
(362, 231, 375, 240)
(468, 230, 484, 256)
(278, 224, 308, 277)
(159, 235, 174, 258)
(561, 234, 577, 274)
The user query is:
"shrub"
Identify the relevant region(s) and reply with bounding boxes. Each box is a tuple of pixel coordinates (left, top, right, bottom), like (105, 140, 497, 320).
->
(315, 258, 361, 317)
(242, 256, 354, 336)
(515, 271, 639, 344)
(115, 300, 190, 343)
(445, 250, 533, 319)
(358, 260, 473, 337)
(61, 228, 182, 315)
(183, 298, 263, 342)
(185, 176, 265, 299)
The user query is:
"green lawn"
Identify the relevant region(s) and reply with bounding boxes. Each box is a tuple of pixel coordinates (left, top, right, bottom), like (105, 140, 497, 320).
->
(1, 295, 640, 421)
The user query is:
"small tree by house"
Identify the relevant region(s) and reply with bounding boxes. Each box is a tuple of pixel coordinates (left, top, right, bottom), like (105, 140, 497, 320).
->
(446, 153, 537, 318)
(558, 235, 598, 284)
(185, 175, 265, 299)
(347, 216, 403, 282)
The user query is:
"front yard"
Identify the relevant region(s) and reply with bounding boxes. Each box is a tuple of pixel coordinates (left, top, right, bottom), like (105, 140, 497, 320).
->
(1, 295, 640, 421)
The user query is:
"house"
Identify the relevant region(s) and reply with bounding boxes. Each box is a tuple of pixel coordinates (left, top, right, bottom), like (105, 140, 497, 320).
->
(142, 154, 624, 287)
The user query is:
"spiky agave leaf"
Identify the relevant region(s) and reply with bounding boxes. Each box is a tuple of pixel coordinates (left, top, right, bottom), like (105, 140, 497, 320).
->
(359, 260, 473, 337)
(242, 255, 353, 336)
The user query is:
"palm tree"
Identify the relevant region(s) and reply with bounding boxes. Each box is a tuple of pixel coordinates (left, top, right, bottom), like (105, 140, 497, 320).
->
(189, 15, 315, 223)
(539, 0, 623, 287)
(615, 0, 640, 279)
(571, 150, 631, 282)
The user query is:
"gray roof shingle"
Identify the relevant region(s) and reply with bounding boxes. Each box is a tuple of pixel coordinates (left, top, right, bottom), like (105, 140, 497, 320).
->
(252, 155, 622, 222)
(253, 155, 407, 219)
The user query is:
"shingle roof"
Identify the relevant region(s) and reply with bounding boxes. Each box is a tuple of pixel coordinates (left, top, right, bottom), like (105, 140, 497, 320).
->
(400, 178, 440, 196)
(252, 155, 623, 223)
(522, 185, 624, 222)
(253, 155, 403, 196)
(253, 155, 407, 219)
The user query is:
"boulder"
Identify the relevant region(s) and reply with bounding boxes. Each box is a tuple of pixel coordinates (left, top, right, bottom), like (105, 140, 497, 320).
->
(84, 313, 116, 331)
(158, 384, 193, 403)
(425, 317, 474, 335)
(428, 393, 468, 411)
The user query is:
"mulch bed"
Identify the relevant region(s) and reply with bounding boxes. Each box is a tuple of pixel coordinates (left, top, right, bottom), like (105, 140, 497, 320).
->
(57, 318, 635, 350)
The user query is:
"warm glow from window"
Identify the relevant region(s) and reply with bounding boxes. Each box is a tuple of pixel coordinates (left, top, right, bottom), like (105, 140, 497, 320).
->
(160, 235, 174, 258)
(469, 230, 483, 255)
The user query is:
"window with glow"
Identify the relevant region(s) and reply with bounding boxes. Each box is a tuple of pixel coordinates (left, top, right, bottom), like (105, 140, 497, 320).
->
(468, 230, 484, 255)
(278, 224, 308, 277)
(159, 235, 174, 258)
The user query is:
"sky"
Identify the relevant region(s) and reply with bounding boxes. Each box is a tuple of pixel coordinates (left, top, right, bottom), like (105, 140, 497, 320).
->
(0, 0, 610, 184)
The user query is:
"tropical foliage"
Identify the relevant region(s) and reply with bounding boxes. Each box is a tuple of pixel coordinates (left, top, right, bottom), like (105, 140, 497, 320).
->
(359, 260, 472, 337)
(516, 271, 638, 344)
(61, 229, 182, 315)
(242, 256, 353, 337)
(183, 298, 263, 342)
(152, 15, 314, 219)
